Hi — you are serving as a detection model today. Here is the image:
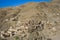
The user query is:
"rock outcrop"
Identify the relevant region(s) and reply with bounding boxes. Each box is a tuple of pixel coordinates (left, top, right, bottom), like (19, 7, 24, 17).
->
(0, 0, 60, 40)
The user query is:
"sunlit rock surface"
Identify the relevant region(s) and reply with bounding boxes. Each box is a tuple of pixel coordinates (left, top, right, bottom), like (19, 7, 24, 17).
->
(0, 0, 60, 40)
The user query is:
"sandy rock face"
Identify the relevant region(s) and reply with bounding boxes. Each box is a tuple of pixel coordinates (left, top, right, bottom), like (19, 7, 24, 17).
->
(0, 1, 60, 40)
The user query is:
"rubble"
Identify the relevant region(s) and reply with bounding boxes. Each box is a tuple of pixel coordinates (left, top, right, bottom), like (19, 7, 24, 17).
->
(0, 0, 60, 40)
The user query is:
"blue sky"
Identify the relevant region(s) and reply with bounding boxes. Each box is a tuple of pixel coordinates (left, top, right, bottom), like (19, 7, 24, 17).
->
(0, 0, 51, 8)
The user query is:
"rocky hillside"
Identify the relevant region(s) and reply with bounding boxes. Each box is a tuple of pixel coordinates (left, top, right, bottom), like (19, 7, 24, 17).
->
(0, 0, 60, 40)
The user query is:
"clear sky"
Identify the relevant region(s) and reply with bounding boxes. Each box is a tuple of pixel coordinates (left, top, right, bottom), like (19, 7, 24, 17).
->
(0, 0, 51, 8)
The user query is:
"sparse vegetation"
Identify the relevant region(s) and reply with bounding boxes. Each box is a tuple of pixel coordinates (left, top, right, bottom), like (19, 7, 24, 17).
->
(15, 36, 20, 40)
(0, 1, 60, 40)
